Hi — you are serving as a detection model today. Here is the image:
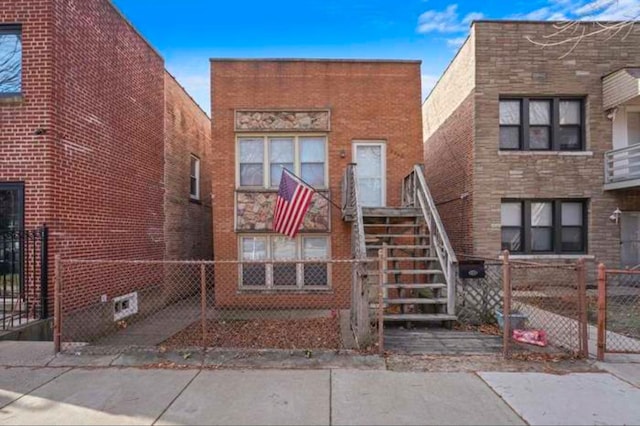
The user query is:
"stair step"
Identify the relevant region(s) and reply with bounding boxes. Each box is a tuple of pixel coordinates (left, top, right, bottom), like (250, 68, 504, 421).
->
(364, 223, 422, 227)
(386, 256, 438, 261)
(362, 207, 421, 217)
(383, 298, 448, 305)
(382, 283, 447, 289)
(365, 234, 430, 239)
(383, 314, 457, 322)
(383, 269, 443, 275)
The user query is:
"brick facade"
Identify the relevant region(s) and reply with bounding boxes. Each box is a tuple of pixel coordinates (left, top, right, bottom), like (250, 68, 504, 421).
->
(424, 21, 640, 268)
(0, 0, 211, 312)
(211, 59, 423, 308)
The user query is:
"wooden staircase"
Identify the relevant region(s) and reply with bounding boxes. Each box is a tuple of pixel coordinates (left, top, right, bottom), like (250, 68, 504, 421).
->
(362, 207, 457, 325)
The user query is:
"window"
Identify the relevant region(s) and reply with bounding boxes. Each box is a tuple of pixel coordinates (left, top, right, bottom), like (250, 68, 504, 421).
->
(501, 200, 587, 254)
(0, 25, 22, 95)
(499, 98, 584, 150)
(240, 235, 329, 289)
(190, 155, 200, 200)
(238, 135, 327, 188)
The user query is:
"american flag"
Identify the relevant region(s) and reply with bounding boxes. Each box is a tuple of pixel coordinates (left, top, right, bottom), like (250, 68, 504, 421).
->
(273, 170, 314, 238)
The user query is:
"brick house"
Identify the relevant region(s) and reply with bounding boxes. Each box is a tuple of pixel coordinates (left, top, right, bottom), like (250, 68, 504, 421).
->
(0, 0, 211, 324)
(210, 59, 450, 317)
(423, 21, 640, 269)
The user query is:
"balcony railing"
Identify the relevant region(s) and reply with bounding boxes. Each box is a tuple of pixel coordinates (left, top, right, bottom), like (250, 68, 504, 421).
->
(604, 144, 640, 190)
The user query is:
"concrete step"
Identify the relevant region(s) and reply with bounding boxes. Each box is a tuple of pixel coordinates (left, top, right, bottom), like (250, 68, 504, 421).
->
(383, 313, 457, 322)
(383, 298, 448, 305)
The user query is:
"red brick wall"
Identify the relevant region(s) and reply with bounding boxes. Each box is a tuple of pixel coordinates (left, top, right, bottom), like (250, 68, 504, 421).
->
(164, 72, 213, 260)
(211, 59, 423, 308)
(423, 93, 474, 257)
(0, 0, 55, 230)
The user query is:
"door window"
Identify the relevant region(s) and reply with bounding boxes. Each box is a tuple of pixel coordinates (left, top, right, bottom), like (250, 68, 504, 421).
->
(354, 143, 385, 207)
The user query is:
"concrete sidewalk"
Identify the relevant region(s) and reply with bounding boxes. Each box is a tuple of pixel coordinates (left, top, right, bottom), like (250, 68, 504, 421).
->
(1, 342, 640, 425)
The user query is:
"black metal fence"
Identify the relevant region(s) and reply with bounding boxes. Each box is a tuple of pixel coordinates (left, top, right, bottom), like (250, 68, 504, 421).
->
(1, 226, 49, 330)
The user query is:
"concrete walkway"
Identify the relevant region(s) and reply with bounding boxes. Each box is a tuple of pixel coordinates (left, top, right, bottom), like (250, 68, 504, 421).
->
(1, 342, 640, 425)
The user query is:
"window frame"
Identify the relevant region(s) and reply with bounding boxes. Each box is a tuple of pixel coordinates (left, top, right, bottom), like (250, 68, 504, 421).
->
(499, 97, 585, 151)
(189, 154, 200, 200)
(0, 25, 22, 97)
(238, 234, 331, 290)
(501, 199, 588, 254)
(236, 134, 328, 189)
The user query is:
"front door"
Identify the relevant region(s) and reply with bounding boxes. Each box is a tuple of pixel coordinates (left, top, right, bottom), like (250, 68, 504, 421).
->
(0, 183, 23, 282)
(621, 212, 640, 268)
(353, 141, 386, 207)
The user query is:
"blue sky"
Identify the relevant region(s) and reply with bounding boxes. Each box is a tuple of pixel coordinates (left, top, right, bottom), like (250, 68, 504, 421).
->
(111, 0, 640, 114)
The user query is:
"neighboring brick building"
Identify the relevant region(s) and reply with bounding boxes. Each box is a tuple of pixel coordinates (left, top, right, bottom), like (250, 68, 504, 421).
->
(0, 0, 211, 318)
(423, 21, 640, 269)
(210, 59, 423, 308)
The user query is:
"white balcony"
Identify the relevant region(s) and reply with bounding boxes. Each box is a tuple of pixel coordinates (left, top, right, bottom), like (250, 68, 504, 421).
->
(604, 144, 640, 190)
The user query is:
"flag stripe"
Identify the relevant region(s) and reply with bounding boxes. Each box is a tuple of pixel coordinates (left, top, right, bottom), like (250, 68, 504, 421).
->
(273, 170, 314, 238)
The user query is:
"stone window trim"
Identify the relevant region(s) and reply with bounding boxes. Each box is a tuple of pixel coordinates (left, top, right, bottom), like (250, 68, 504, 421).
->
(0, 24, 22, 97)
(501, 199, 588, 255)
(238, 234, 331, 291)
(499, 96, 586, 151)
(189, 154, 200, 200)
(236, 134, 328, 189)
(235, 109, 331, 132)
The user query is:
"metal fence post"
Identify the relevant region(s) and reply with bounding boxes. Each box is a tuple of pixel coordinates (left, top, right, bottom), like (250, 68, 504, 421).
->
(378, 246, 386, 354)
(597, 263, 607, 361)
(577, 258, 588, 358)
(502, 250, 511, 359)
(201, 263, 207, 349)
(54, 254, 62, 353)
(40, 225, 49, 319)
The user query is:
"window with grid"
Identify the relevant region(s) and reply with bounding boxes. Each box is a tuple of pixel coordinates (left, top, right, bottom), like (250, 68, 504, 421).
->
(238, 135, 327, 188)
(499, 98, 584, 151)
(501, 200, 587, 254)
(240, 235, 329, 289)
(0, 25, 22, 95)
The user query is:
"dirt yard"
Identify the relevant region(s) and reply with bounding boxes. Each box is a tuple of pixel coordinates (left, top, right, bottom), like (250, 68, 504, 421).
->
(162, 317, 342, 350)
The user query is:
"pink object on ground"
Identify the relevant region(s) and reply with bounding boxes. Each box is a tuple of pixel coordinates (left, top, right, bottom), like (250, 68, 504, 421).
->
(513, 329, 548, 347)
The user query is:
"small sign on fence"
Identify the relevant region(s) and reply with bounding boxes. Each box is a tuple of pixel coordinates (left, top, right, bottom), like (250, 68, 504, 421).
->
(459, 260, 485, 279)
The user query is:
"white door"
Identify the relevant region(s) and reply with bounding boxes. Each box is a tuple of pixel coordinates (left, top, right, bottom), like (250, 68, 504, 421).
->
(621, 212, 640, 268)
(628, 111, 640, 176)
(353, 141, 386, 207)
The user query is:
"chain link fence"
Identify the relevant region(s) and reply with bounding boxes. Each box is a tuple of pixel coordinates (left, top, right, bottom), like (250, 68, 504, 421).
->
(597, 267, 640, 360)
(502, 254, 588, 359)
(54, 257, 376, 354)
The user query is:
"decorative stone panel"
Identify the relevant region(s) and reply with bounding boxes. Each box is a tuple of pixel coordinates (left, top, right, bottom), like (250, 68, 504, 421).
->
(236, 191, 330, 232)
(235, 110, 330, 132)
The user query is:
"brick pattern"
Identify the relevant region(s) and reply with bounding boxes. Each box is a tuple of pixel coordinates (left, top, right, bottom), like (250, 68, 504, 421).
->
(423, 93, 474, 256)
(211, 60, 423, 308)
(164, 72, 213, 260)
(424, 21, 640, 268)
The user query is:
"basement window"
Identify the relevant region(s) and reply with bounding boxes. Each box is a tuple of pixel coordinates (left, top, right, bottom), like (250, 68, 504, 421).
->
(0, 25, 22, 96)
(113, 292, 138, 321)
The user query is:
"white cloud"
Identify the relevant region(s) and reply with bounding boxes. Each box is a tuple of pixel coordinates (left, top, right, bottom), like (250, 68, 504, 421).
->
(446, 36, 468, 48)
(417, 5, 465, 33)
(509, 0, 640, 21)
(462, 12, 485, 24)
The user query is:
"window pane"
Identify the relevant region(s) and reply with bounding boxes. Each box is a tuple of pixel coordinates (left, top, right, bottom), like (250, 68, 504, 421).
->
(304, 264, 328, 286)
(529, 127, 550, 150)
(303, 237, 328, 259)
(559, 127, 581, 150)
(531, 202, 553, 226)
(190, 177, 197, 196)
(560, 100, 581, 125)
(239, 138, 263, 162)
(243, 264, 266, 286)
(501, 202, 522, 227)
(273, 264, 297, 286)
(190, 157, 198, 176)
(0, 31, 22, 93)
(529, 100, 550, 125)
(301, 163, 325, 186)
(240, 164, 263, 186)
(272, 237, 296, 260)
(562, 202, 583, 226)
(500, 100, 520, 125)
(300, 138, 326, 162)
(356, 146, 382, 177)
(270, 138, 294, 163)
(241, 237, 267, 260)
(561, 228, 584, 252)
(500, 127, 520, 149)
(271, 163, 294, 187)
(531, 228, 553, 251)
(501, 228, 522, 252)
